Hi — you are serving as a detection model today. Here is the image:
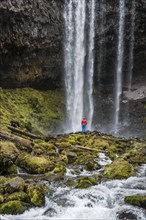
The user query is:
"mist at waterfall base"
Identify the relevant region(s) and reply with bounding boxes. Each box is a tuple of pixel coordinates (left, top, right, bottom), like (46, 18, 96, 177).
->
(63, 0, 145, 138)
(1, 159, 146, 220)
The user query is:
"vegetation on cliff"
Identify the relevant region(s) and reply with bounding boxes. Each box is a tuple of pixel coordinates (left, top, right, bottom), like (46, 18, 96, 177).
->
(0, 88, 64, 134)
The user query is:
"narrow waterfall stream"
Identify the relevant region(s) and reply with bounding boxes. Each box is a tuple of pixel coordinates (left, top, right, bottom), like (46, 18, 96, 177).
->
(113, 0, 125, 134)
(64, 0, 95, 132)
(2, 164, 146, 220)
(127, 0, 136, 91)
(97, 0, 106, 85)
(86, 0, 96, 130)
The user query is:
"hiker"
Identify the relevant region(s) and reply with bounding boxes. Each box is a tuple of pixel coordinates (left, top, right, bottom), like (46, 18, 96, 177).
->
(81, 117, 87, 133)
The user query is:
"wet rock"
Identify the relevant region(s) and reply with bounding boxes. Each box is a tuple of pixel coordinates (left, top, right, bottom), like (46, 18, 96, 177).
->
(0, 200, 30, 215)
(0, 141, 19, 174)
(124, 195, 146, 209)
(103, 158, 134, 179)
(117, 210, 138, 220)
(4, 177, 25, 194)
(26, 184, 45, 207)
(16, 152, 54, 174)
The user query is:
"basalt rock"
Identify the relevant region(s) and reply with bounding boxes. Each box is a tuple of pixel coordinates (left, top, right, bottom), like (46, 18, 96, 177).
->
(0, 0, 64, 89)
(0, 0, 145, 90)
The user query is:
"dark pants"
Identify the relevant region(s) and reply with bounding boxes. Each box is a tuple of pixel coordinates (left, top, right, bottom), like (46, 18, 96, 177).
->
(82, 124, 86, 133)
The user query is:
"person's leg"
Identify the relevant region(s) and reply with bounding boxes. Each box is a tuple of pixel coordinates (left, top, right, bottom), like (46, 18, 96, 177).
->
(84, 125, 86, 132)
(82, 124, 84, 132)
(82, 125, 85, 132)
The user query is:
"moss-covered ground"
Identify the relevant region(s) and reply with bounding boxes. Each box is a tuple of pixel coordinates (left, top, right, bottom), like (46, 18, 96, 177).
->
(0, 88, 65, 134)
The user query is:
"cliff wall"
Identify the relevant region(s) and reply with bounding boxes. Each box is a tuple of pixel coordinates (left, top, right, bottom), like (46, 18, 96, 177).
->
(0, 0, 145, 89)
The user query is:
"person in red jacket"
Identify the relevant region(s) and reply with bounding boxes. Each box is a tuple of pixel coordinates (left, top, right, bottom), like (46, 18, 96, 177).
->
(81, 117, 87, 133)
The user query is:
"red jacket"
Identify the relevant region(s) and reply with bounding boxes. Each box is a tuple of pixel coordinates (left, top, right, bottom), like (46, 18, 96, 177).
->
(81, 119, 87, 125)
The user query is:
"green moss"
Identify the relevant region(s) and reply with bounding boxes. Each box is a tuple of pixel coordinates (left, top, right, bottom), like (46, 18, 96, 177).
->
(103, 158, 134, 179)
(124, 195, 146, 208)
(27, 185, 45, 207)
(7, 164, 17, 174)
(76, 177, 97, 189)
(0, 200, 28, 214)
(54, 165, 66, 174)
(60, 154, 68, 164)
(0, 195, 4, 204)
(65, 179, 76, 187)
(0, 141, 19, 159)
(8, 191, 29, 203)
(0, 88, 64, 134)
(5, 177, 25, 194)
(16, 152, 54, 174)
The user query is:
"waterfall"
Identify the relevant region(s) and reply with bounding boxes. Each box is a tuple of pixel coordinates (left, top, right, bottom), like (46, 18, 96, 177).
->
(86, 0, 96, 130)
(97, 0, 106, 85)
(64, 0, 86, 132)
(128, 0, 136, 91)
(114, 0, 125, 134)
(64, 0, 95, 132)
(64, 0, 74, 131)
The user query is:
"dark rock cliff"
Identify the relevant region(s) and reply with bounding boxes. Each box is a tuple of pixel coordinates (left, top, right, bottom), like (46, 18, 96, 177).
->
(94, 0, 146, 86)
(0, 0, 145, 89)
(0, 0, 64, 89)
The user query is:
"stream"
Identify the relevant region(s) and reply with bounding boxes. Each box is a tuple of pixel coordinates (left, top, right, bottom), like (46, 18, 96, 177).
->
(1, 155, 146, 220)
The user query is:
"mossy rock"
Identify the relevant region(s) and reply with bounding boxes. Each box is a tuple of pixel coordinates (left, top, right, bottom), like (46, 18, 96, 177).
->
(8, 191, 29, 203)
(92, 139, 109, 149)
(7, 164, 17, 174)
(85, 159, 97, 171)
(76, 177, 97, 189)
(67, 151, 77, 164)
(0, 184, 5, 194)
(0, 141, 19, 174)
(26, 184, 45, 207)
(0, 176, 9, 184)
(124, 195, 146, 208)
(65, 179, 76, 187)
(0, 200, 29, 214)
(54, 165, 66, 175)
(0, 195, 4, 204)
(16, 152, 54, 174)
(60, 154, 68, 164)
(103, 158, 134, 179)
(4, 177, 25, 194)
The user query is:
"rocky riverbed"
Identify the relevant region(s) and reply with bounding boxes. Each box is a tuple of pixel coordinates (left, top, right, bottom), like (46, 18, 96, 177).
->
(0, 129, 146, 215)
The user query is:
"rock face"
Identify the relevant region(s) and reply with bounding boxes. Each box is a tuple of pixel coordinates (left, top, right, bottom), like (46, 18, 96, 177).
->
(0, 0, 145, 89)
(0, 0, 64, 89)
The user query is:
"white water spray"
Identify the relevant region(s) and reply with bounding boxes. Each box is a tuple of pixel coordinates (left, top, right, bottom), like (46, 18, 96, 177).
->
(64, 0, 86, 132)
(64, 0, 95, 132)
(86, 0, 96, 130)
(128, 0, 136, 91)
(97, 0, 106, 84)
(114, 0, 125, 134)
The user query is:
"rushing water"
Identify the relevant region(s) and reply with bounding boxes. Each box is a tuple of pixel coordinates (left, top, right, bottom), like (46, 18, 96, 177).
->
(127, 0, 136, 91)
(113, 0, 125, 134)
(64, 0, 95, 132)
(64, 0, 86, 132)
(97, 0, 107, 85)
(86, 0, 96, 130)
(2, 162, 146, 220)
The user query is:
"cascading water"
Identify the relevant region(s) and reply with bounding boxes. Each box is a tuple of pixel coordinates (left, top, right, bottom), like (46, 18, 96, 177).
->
(97, 0, 106, 85)
(113, 0, 125, 134)
(64, 0, 86, 132)
(86, 0, 96, 130)
(64, 0, 95, 132)
(2, 164, 146, 220)
(127, 0, 136, 91)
